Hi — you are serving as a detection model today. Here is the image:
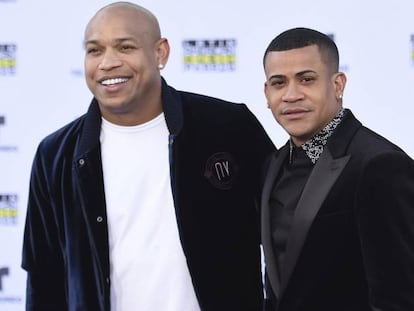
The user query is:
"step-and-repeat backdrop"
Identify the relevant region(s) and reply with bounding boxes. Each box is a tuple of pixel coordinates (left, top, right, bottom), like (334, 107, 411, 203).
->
(1, 0, 414, 309)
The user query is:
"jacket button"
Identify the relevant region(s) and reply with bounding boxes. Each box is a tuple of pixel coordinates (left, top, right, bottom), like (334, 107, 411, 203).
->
(97, 216, 103, 222)
(78, 159, 85, 166)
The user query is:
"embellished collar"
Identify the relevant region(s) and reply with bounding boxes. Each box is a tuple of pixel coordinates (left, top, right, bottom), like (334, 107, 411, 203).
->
(290, 108, 346, 164)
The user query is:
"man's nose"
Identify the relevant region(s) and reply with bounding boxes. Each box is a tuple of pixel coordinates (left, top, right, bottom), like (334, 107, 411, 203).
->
(98, 50, 122, 70)
(282, 82, 304, 102)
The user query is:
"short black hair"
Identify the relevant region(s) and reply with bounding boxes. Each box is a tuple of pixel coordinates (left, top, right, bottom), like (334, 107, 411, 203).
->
(263, 27, 339, 72)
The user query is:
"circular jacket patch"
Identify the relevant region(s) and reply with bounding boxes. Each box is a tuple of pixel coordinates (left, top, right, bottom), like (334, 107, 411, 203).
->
(204, 152, 238, 190)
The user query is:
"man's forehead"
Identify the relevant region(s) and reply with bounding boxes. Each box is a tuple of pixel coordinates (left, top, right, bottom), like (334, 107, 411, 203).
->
(85, 16, 149, 40)
(86, 6, 159, 41)
(266, 47, 323, 68)
(88, 8, 143, 27)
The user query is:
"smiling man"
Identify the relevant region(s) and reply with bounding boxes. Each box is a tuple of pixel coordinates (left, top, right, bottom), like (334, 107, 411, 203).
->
(261, 27, 414, 311)
(21, 2, 275, 310)
(83, 4, 165, 126)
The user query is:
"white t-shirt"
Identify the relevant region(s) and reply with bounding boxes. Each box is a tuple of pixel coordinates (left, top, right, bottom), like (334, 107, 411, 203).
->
(100, 114, 200, 311)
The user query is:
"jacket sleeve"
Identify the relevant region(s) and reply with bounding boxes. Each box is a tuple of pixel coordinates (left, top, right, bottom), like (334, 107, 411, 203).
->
(240, 104, 276, 196)
(356, 150, 414, 310)
(22, 146, 68, 310)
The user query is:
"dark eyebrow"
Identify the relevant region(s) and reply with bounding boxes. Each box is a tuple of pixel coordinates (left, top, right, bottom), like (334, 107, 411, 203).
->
(268, 69, 317, 81)
(268, 74, 285, 80)
(83, 37, 137, 46)
(296, 69, 317, 77)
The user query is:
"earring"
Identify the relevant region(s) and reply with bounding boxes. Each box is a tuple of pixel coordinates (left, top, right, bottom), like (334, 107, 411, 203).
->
(338, 94, 343, 99)
(158, 64, 164, 70)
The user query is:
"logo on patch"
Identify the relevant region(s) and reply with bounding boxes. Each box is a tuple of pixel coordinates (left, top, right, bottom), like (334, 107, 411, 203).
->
(204, 152, 238, 190)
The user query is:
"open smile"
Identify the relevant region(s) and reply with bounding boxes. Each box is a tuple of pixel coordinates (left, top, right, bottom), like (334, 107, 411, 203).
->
(100, 77, 129, 86)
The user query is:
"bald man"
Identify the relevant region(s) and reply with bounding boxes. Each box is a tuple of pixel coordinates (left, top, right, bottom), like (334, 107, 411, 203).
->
(21, 2, 275, 310)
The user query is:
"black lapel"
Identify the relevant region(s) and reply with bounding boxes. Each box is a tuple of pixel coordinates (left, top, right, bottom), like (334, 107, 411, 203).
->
(279, 148, 350, 296)
(261, 146, 289, 299)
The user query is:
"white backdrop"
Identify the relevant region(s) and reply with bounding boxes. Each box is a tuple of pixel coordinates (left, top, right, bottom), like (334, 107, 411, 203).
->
(1, 0, 414, 309)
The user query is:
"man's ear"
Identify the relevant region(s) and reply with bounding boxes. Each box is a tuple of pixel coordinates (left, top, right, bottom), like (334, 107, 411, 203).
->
(264, 81, 270, 99)
(333, 71, 347, 98)
(264, 82, 271, 108)
(156, 38, 170, 68)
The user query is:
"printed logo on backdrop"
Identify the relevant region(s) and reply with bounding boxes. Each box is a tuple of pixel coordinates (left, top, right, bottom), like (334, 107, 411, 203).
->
(411, 34, 414, 66)
(0, 44, 17, 75)
(182, 39, 237, 71)
(0, 116, 18, 152)
(0, 194, 18, 225)
(0, 267, 9, 292)
(0, 267, 22, 305)
(327, 33, 349, 72)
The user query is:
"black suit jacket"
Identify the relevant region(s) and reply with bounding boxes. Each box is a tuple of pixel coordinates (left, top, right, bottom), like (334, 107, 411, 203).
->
(261, 111, 414, 311)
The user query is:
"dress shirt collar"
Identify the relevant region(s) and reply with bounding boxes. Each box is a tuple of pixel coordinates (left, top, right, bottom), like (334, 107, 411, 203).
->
(289, 108, 347, 164)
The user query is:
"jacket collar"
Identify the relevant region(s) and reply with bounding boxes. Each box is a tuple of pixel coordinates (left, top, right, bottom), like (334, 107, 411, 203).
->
(327, 109, 361, 158)
(161, 77, 183, 136)
(74, 77, 183, 159)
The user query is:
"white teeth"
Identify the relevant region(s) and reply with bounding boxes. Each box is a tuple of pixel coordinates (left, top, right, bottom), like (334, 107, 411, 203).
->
(101, 78, 128, 85)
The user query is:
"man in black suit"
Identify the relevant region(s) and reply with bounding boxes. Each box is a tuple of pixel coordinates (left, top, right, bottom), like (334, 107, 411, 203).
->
(261, 27, 414, 310)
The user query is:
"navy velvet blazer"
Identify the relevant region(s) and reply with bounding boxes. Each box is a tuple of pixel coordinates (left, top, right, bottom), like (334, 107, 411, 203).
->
(22, 79, 275, 310)
(261, 111, 414, 311)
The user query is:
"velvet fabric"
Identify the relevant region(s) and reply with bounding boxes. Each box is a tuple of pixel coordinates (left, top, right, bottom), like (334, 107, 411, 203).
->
(22, 78, 276, 311)
(261, 111, 414, 311)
